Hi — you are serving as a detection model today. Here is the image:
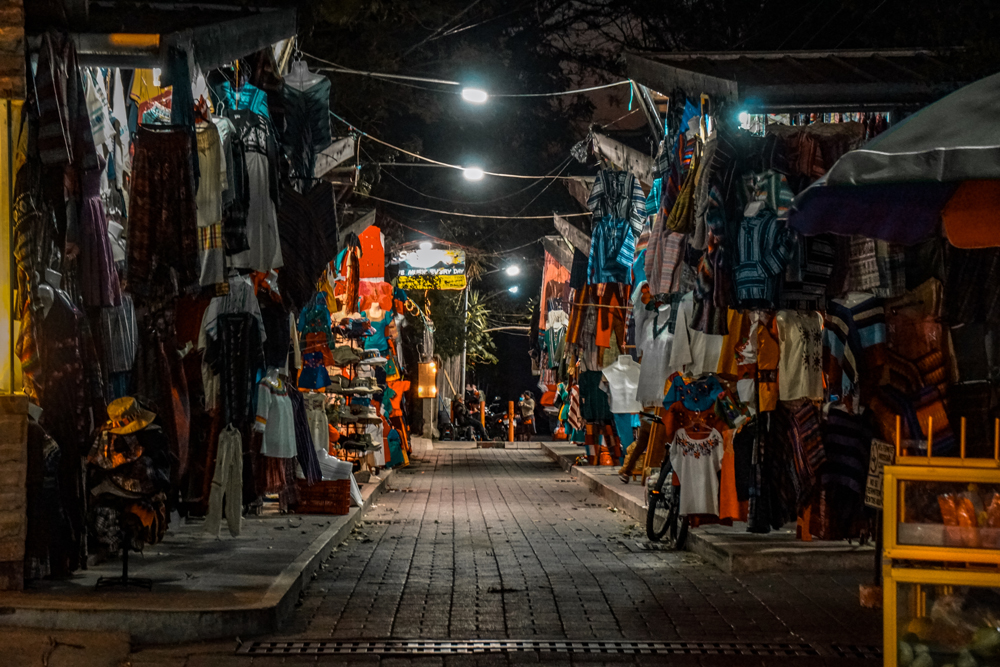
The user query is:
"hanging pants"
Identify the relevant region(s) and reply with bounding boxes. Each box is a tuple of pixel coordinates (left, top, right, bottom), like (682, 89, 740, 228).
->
(205, 425, 244, 538)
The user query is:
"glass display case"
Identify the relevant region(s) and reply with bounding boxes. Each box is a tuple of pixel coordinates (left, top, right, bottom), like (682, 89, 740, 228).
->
(883, 451, 1000, 666)
(884, 464, 1000, 565)
(885, 568, 1000, 666)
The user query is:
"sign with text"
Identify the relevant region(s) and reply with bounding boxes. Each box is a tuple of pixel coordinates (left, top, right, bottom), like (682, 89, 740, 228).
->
(864, 439, 895, 510)
(394, 247, 466, 291)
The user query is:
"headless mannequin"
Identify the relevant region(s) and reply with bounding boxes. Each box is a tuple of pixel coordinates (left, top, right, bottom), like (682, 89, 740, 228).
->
(285, 60, 325, 91)
(38, 268, 64, 319)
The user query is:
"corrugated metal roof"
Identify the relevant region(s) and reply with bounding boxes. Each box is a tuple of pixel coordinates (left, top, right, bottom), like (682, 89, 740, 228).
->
(627, 49, 965, 112)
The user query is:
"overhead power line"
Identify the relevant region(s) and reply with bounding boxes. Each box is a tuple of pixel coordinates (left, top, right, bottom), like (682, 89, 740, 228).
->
(355, 192, 590, 220)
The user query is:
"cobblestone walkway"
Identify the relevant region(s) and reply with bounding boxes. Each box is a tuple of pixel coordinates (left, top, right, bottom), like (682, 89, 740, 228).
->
(131, 447, 882, 666)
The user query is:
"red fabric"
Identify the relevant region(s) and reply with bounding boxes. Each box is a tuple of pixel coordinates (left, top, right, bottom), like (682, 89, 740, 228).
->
(358, 226, 385, 280)
(359, 281, 394, 313)
(943, 180, 1000, 249)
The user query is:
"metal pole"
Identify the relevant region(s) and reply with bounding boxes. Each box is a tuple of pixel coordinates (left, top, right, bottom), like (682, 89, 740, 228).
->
(459, 286, 469, 394)
(508, 401, 515, 442)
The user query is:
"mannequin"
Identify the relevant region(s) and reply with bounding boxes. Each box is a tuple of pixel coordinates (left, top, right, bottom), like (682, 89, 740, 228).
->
(285, 60, 325, 91)
(601, 355, 643, 414)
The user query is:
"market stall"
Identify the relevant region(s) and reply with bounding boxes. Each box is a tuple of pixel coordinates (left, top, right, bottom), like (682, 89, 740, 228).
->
(6, 12, 414, 588)
(535, 50, 1000, 553)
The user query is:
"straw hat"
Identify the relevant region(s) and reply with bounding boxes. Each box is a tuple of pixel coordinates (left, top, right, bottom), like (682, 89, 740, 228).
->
(107, 397, 157, 435)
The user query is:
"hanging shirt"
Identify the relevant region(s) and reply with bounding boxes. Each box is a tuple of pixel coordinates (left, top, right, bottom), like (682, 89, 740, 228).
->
(586, 170, 647, 285)
(735, 208, 791, 309)
(255, 377, 296, 458)
(670, 427, 725, 516)
(668, 292, 724, 377)
(824, 295, 887, 402)
(776, 310, 825, 401)
(634, 288, 674, 406)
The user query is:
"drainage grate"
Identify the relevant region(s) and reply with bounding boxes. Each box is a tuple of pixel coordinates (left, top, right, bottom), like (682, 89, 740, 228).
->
(553, 479, 575, 483)
(831, 644, 883, 659)
(238, 640, 820, 656)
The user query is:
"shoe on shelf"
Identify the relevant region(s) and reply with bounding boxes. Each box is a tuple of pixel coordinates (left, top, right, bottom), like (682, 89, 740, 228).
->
(332, 345, 362, 367)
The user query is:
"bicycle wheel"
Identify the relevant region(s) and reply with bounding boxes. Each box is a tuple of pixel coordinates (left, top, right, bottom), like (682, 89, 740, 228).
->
(646, 462, 675, 541)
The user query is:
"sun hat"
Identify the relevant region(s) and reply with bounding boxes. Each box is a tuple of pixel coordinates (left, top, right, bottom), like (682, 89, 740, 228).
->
(107, 397, 157, 435)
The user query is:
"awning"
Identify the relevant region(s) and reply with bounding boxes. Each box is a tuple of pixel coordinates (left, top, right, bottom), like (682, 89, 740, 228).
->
(627, 49, 963, 113)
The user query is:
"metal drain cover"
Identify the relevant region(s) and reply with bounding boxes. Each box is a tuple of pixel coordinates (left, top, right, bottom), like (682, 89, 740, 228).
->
(238, 640, 821, 656)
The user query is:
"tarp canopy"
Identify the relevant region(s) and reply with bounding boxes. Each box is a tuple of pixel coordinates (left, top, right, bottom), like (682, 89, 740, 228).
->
(790, 71, 1000, 246)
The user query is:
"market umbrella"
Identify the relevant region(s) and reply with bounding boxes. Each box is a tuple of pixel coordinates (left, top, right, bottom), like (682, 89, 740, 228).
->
(789, 71, 1000, 247)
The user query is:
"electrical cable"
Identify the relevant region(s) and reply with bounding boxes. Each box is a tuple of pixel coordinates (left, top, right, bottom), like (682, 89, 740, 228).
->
(366, 145, 575, 206)
(331, 109, 579, 180)
(355, 191, 589, 220)
(304, 52, 631, 99)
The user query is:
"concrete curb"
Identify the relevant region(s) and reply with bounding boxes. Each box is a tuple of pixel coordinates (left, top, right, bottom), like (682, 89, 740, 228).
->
(540, 442, 874, 574)
(0, 471, 395, 644)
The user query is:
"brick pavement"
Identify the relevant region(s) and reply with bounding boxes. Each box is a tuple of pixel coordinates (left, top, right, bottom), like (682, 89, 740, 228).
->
(129, 447, 883, 666)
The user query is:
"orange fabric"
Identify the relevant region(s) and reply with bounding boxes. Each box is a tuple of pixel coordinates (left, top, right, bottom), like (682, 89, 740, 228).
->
(539, 250, 571, 326)
(943, 180, 1000, 249)
(718, 430, 744, 522)
(359, 281, 394, 313)
(387, 380, 410, 417)
(717, 309, 749, 378)
(357, 226, 385, 280)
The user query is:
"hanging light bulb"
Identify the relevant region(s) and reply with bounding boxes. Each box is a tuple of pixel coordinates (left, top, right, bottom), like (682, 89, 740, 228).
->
(419, 241, 433, 250)
(461, 88, 489, 104)
(505, 265, 521, 276)
(463, 167, 485, 181)
(508, 285, 519, 294)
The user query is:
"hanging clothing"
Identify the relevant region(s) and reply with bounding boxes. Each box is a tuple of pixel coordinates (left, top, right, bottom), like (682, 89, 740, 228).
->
(276, 181, 337, 310)
(734, 208, 791, 309)
(255, 376, 296, 458)
(98, 295, 137, 374)
(127, 125, 200, 294)
(204, 425, 243, 538)
(195, 122, 228, 285)
(226, 109, 282, 272)
(775, 310, 824, 401)
(288, 388, 323, 484)
(578, 370, 611, 422)
(78, 157, 121, 307)
(282, 77, 333, 180)
(587, 170, 646, 285)
(214, 116, 251, 255)
(824, 295, 887, 403)
(670, 427, 725, 516)
(668, 292, 724, 377)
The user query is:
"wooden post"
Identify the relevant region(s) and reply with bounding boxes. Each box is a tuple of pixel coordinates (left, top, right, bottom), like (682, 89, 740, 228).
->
(926, 416, 933, 458)
(508, 401, 515, 442)
(480, 400, 485, 427)
(894, 415, 903, 463)
(960, 417, 966, 459)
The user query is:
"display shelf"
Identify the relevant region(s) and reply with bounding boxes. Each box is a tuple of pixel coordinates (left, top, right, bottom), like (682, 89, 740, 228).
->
(884, 566, 1000, 667)
(884, 463, 1000, 565)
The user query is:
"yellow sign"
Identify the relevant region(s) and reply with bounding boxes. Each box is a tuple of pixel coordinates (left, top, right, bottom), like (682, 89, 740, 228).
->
(398, 274, 467, 291)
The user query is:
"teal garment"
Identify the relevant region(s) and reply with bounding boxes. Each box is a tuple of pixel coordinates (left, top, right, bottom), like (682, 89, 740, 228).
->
(364, 312, 391, 354)
(385, 429, 404, 468)
(612, 413, 639, 464)
(578, 370, 612, 422)
(216, 81, 271, 119)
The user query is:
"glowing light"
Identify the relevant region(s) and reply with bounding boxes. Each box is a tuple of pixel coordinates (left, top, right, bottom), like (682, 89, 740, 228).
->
(461, 88, 489, 104)
(463, 167, 485, 181)
(508, 285, 519, 294)
(419, 241, 433, 250)
(504, 265, 520, 276)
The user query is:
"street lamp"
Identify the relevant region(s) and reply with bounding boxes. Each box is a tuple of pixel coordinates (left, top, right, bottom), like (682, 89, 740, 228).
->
(461, 88, 489, 104)
(463, 166, 485, 181)
(504, 265, 520, 276)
